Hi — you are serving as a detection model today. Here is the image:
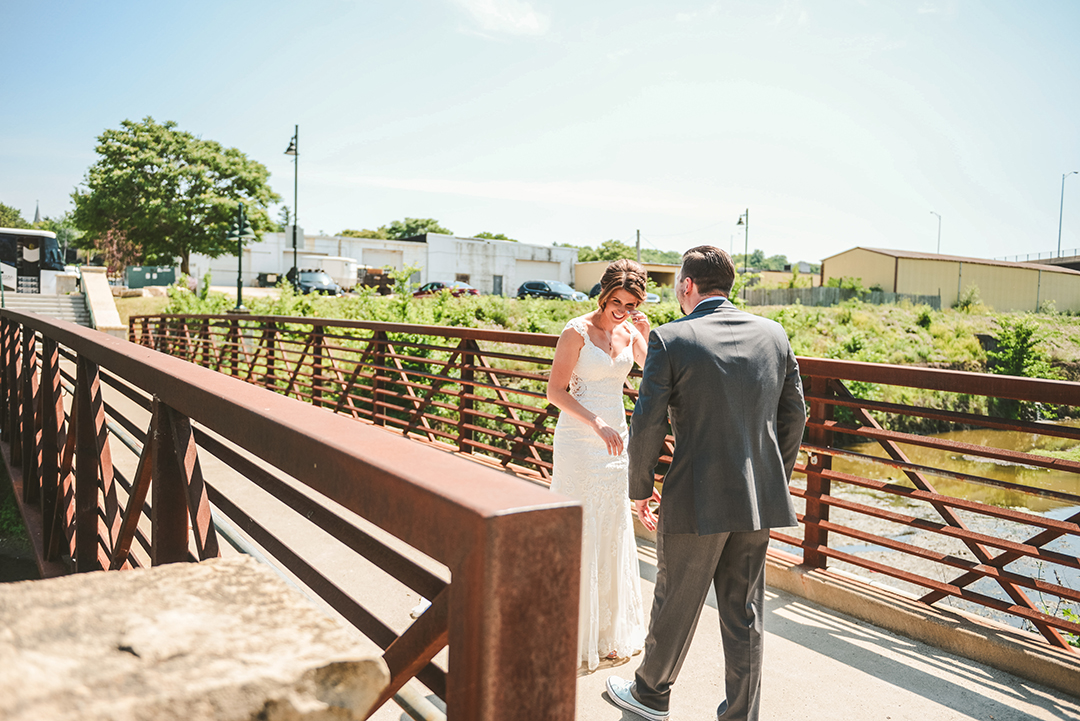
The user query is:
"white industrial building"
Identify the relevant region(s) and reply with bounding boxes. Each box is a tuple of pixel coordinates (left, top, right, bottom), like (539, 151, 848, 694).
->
(188, 229, 578, 295)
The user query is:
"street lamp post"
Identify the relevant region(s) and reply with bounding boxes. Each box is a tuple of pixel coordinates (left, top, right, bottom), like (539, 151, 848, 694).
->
(227, 202, 256, 312)
(930, 211, 941, 254)
(736, 209, 749, 273)
(285, 126, 299, 287)
(1058, 171, 1078, 257)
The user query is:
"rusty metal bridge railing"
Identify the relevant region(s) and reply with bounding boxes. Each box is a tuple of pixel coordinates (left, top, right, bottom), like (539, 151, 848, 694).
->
(2, 309, 583, 721)
(127, 313, 1080, 653)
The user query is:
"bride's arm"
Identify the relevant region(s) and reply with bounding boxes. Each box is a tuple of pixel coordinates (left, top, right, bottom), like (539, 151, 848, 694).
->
(546, 327, 624, 455)
(629, 311, 651, 369)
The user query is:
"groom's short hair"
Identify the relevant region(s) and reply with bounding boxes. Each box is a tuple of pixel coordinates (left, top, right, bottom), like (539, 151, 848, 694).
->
(681, 246, 735, 296)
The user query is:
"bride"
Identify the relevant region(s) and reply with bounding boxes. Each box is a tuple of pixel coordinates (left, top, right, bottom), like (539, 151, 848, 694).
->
(547, 259, 654, 672)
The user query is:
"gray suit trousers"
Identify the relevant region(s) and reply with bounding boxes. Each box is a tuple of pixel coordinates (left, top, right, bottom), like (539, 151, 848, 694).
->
(633, 528, 770, 721)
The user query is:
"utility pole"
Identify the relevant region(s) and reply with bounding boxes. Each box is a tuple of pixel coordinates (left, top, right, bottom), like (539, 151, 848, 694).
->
(1059, 171, 1078, 257)
(636, 229, 641, 262)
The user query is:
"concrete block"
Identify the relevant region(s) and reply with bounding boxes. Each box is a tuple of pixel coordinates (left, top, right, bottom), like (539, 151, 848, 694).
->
(0, 555, 389, 720)
(78, 266, 127, 338)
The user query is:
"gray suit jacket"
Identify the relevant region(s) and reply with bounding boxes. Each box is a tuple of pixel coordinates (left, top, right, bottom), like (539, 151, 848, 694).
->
(628, 297, 805, 535)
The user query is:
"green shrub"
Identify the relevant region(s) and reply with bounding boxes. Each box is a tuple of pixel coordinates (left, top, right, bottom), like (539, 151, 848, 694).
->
(915, 306, 934, 330)
(987, 314, 1062, 420)
(953, 284, 982, 312)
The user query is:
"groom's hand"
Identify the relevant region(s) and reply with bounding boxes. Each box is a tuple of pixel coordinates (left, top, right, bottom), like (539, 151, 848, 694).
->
(634, 497, 657, 532)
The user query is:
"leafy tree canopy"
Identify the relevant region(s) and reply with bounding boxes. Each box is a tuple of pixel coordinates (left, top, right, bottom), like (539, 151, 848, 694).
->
(473, 231, 517, 242)
(731, 250, 792, 271)
(0, 202, 31, 229)
(34, 210, 83, 254)
(378, 218, 452, 239)
(71, 116, 281, 274)
(556, 240, 682, 265)
(339, 228, 388, 239)
(641, 248, 683, 264)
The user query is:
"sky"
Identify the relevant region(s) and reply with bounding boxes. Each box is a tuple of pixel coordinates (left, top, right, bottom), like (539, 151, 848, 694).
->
(2, 0, 1079, 265)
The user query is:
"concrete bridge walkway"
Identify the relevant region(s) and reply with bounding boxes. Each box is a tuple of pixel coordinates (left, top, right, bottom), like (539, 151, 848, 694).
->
(88, 373, 1079, 721)
(559, 537, 1079, 721)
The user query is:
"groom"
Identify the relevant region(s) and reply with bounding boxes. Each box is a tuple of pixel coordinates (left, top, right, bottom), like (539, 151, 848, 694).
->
(606, 246, 806, 721)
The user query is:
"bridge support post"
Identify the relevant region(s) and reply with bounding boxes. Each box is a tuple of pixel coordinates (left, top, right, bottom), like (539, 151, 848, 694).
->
(40, 337, 63, 554)
(150, 400, 192, 565)
(21, 326, 40, 505)
(447, 508, 581, 721)
(457, 339, 476, 454)
(803, 374, 833, 569)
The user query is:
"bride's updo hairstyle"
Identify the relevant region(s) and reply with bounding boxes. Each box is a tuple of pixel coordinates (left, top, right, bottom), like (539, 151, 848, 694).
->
(597, 259, 648, 310)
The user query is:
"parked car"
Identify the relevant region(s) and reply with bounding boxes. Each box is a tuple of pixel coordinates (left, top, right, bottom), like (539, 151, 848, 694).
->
(517, 279, 577, 300)
(288, 268, 341, 295)
(413, 280, 480, 298)
(572, 291, 589, 301)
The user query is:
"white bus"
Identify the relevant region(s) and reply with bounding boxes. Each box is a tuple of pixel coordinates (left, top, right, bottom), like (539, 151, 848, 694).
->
(0, 227, 66, 294)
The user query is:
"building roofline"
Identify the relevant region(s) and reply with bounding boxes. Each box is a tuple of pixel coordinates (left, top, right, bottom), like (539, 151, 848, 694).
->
(822, 246, 1080, 276)
(574, 260, 681, 269)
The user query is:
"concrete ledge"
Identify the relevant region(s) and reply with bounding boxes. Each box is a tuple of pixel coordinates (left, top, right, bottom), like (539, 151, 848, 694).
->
(0, 555, 390, 720)
(765, 549, 1080, 698)
(79, 266, 127, 339)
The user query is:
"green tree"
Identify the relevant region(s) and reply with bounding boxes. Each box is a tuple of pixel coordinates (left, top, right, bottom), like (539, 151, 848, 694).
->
(732, 249, 767, 269)
(473, 231, 517, 242)
(762, 253, 789, 271)
(339, 228, 388, 239)
(640, 248, 682, 264)
(0, 202, 31, 229)
(35, 210, 83, 261)
(276, 206, 292, 232)
(71, 117, 281, 274)
(378, 218, 452, 239)
(987, 315, 1061, 419)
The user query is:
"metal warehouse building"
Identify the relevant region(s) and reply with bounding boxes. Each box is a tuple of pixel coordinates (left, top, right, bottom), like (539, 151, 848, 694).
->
(821, 247, 1080, 312)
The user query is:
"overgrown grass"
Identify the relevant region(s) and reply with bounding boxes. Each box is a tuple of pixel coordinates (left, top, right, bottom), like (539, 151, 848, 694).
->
(1030, 446, 1080, 462)
(115, 294, 170, 327)
(154, 288, 1080, 432)
(0, 489, 25, 537)
(159, 289, 1080, 371)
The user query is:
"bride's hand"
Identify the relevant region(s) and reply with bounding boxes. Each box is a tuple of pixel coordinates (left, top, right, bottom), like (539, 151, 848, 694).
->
(629, 309, 651, 339)
(592, 418, 624, 456)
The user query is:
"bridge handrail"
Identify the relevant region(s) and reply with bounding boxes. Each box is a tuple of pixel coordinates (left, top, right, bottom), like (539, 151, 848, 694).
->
(2, 309, 583, 721)
(127, 312, 1080, 654)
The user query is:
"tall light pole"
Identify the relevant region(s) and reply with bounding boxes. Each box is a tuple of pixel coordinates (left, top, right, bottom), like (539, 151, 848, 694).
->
(736, 209, 749, 273)
(285, 126, 299, 287)
(227, 202, 256, 311)
(1058, 171, 1078, 257)
(930, 211, 941, 254)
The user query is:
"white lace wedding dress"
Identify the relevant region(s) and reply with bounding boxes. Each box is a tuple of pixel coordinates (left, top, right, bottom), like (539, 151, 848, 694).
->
(550, 316, 647, 671)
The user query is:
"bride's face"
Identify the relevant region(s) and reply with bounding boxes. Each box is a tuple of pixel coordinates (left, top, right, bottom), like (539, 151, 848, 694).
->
(602, 288, 642, 324)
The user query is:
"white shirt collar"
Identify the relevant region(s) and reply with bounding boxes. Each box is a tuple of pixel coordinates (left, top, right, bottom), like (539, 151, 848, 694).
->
(692, 295, 727, 313)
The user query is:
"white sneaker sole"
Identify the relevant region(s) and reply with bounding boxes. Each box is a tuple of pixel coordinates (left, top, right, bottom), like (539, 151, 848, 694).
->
(605, 678, 669, 721)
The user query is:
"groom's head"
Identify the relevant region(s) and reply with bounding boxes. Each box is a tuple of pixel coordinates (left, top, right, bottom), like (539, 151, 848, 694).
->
(677, 246, 734, 313)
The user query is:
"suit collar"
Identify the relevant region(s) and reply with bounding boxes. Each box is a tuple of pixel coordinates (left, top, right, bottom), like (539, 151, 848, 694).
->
(688, 296, 728, 316)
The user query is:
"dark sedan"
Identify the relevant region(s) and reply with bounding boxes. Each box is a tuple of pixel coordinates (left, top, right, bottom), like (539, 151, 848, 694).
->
(289, 269, 341, 295)
(413, 280, 481, 298)
(516, 279, 578, 300)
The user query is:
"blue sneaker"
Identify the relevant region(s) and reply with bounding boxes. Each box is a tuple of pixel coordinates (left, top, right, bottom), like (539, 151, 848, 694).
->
(605, 676, 669, 721)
